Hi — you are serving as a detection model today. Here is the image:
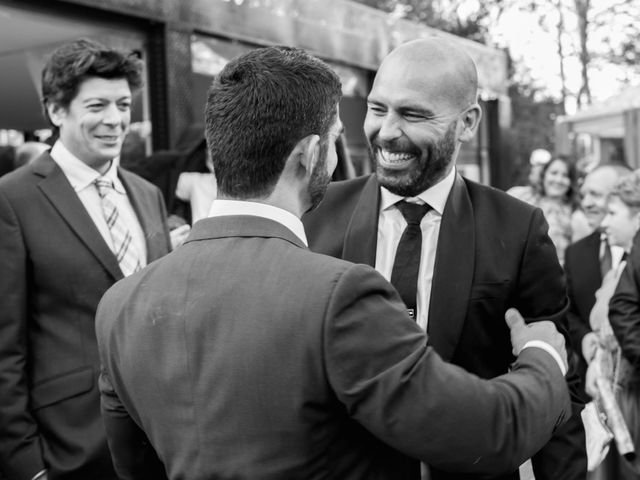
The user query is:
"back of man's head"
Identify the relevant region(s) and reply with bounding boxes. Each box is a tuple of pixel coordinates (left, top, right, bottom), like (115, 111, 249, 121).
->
(204, 46, 342, 199)
(41, 38, 144, 129)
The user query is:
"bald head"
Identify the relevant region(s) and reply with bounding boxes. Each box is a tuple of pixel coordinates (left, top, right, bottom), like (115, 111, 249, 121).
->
(364, 37, 483, 196)
(380, 38, 479, 109)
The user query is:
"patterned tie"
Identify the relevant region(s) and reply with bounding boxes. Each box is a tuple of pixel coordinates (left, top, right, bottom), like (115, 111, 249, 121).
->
(95, 177, 141, 277)
(390, 200, 431, 320)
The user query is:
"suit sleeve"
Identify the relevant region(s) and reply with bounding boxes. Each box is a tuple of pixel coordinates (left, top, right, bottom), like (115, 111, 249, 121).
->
(610, 254, 640, 367)
(324, 264, 571, 475)
(99, 368, 168, 480)
(0, 189, 46, 479)
(515, 209, 587, 480)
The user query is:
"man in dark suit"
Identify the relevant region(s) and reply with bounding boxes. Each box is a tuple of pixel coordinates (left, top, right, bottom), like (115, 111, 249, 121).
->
(566, 164, 631, 389)
(0, 39, 172, 480)
(96, 46, 572, 480)
(303, 38, 586, 480)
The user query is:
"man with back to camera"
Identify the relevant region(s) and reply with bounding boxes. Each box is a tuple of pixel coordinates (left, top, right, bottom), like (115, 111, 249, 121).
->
(0, 39, 173, 480)
(96, 45, 571, 480)
(303, 37, 587, 480)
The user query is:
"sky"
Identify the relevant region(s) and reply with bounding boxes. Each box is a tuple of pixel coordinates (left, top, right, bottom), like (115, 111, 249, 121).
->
(485, 1, 640, 113)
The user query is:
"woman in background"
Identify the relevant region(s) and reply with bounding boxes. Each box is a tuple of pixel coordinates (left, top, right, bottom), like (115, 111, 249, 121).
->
(508, 155, 579, 265)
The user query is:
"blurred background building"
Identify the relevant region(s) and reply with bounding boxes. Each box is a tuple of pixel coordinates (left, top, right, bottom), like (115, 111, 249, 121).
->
(556, 85, 640, 172)
(0, 0, 510, 186)
(0, 0, 511, 186)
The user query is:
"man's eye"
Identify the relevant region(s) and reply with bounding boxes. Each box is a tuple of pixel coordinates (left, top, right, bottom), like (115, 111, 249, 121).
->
(404, 113, 426, 121)
(367, 105, 386, 115)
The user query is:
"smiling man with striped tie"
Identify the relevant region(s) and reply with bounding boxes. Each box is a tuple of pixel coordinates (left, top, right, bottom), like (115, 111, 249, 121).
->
(0, 39, 172, 480)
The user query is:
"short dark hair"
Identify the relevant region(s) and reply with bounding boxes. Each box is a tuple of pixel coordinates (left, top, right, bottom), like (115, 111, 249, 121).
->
(204, 46, 342, 198)
(41, 38, 144, 128)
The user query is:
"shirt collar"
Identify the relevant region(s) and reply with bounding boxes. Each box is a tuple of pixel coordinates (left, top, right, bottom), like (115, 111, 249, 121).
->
(208, 199, 308, 246)
(49, 141, 124, 194)
(379, 166, 456, 215)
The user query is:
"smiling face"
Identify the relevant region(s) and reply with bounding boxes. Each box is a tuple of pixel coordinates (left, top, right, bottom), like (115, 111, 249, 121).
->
(47, 76, 132, 171)
(364, 40, 479, 197)
(580, 167, 622, 229)
(542, 159, 571, 199)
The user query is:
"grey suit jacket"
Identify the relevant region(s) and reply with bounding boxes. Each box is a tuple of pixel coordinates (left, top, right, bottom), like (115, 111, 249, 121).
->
(97, 214, 570, 480)
(0, 153, 171, 480)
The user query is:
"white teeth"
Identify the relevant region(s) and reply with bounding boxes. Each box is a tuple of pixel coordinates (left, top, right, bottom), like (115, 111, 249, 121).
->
(380, 150, 415, 164)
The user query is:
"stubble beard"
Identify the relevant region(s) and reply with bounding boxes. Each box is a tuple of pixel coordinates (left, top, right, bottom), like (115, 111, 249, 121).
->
(371, 121, 457, 197)
(307, 141, 331, 212)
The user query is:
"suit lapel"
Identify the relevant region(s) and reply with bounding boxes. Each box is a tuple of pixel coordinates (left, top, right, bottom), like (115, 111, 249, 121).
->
(34, 154, 123, 281)
(341, 175, 380, 267)
(427, 175, 475, 360)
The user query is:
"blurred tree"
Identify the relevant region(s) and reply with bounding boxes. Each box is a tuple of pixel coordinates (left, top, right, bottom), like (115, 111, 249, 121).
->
(353, 0, 504, 42)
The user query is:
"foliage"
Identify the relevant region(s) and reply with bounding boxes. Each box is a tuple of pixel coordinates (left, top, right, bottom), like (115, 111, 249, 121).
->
(353, 0, 500, 42)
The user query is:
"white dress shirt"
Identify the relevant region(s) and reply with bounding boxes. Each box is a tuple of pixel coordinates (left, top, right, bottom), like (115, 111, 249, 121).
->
(49, 141, 147, 267)
(375, 166, 455, 331)
(208, 199, 308, 246)
(374, 167, 566, 375)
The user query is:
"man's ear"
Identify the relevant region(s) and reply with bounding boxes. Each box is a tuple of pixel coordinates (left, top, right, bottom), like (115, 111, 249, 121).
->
(290, 134, 321, 174)
(46, 102, 66, 128)
(458, 104, 482, 143)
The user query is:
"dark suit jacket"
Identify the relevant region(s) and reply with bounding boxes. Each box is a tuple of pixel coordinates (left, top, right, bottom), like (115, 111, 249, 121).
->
(565, 230, 602, 400)
(610, 236, 640, 369)
(303, 174, 587, 480)
(0, 153, 171, 480)
(96, 215, 570, 480)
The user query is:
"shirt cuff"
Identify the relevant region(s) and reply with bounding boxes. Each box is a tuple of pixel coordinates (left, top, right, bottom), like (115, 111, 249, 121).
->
(31, 469, 47, 480)
(522, 340, 567, 376)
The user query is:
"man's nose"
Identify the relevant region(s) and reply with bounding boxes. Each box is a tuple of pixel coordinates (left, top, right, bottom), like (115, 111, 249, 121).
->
(377, 113, 402, 141)
(102, 104, 123, 125)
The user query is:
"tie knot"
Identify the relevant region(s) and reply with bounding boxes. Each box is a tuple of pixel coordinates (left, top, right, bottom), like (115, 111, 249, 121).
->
(95, 177, 114, 198)
(396, 200, 430, 226)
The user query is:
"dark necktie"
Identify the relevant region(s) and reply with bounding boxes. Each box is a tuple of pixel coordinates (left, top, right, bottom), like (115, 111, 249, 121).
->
(600, 236, 612, 278)
(390, 201, 431, 320)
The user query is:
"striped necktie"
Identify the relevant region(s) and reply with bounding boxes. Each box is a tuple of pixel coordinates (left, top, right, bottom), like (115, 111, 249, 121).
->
(94, 177, 141, 277)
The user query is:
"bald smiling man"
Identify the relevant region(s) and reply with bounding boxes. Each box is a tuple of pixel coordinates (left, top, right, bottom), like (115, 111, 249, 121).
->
(304, 38, 587, 480)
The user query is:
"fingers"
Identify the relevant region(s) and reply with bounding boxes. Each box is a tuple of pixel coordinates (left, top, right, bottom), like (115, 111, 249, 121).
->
(505, 308, 525, 332)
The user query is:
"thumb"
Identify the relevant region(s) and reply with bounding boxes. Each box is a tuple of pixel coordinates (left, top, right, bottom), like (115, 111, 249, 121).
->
(505, 308, 526, 332)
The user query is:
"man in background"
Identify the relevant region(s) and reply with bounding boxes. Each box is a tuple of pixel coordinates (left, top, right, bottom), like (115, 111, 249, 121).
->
(566, 164, 631, 396)
(96, 46, 571, 480)
(304, 37, 586, 480)
(0, 39, 171, 480)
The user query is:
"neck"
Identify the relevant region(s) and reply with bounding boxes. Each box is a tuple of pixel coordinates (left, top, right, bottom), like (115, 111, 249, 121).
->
(217, 190, 304, 219)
